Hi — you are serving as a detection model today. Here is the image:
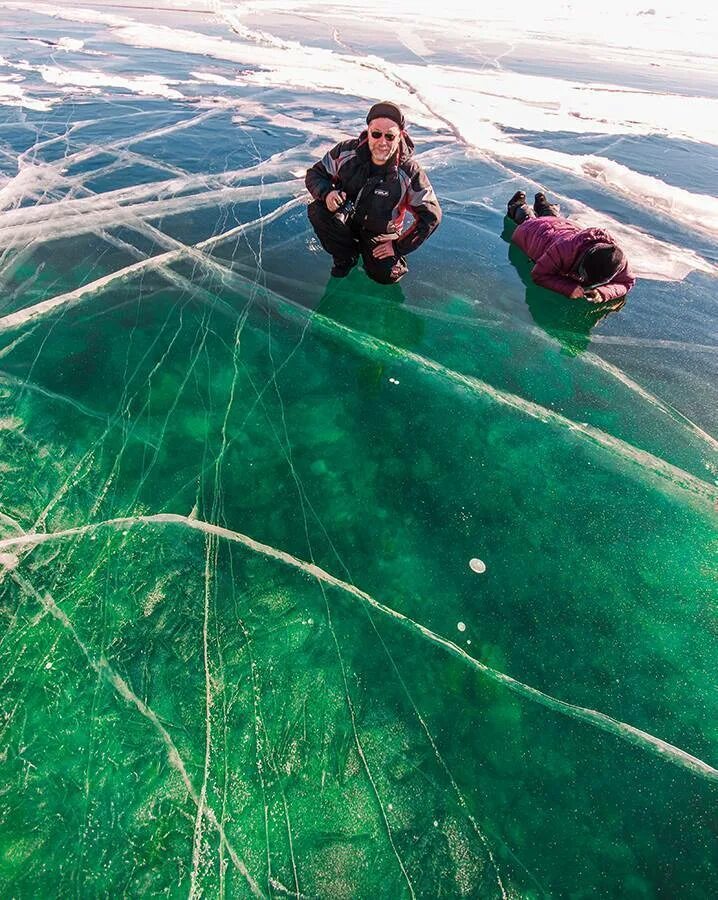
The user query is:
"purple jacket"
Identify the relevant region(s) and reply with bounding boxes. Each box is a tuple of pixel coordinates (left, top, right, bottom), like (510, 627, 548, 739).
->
(512, 217, 636, 302)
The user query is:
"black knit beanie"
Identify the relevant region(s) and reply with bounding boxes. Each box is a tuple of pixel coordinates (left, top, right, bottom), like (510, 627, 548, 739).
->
(366, 101, 405, 129)
(582, 244, 625, 285)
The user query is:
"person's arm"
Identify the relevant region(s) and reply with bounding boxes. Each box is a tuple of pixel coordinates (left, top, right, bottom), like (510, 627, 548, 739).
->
(590, 264, 636, 302)
(305, 140, 354, 203)
(531, 247, 584, 298)
(305, 158, 334, 202)
(393, 165, 442, 256)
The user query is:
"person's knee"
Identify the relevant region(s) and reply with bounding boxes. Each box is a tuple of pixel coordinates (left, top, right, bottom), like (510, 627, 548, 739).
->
(308, 199, 328, 227)
(309, 199, 352, 238)
(366, 259, 407, 285)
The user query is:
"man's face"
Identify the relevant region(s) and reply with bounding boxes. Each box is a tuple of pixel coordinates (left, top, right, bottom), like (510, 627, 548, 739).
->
(367, 116, 401, 165)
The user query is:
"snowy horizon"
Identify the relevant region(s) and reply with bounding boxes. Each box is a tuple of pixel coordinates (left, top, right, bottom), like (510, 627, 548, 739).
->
(2, 0, 718, 282)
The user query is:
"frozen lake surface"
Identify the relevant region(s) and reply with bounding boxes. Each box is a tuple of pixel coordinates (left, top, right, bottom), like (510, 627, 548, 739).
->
(1, 1, 717, 896)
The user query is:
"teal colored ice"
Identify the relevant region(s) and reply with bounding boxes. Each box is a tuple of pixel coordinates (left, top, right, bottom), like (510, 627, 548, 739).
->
(1, 3, 717, 897)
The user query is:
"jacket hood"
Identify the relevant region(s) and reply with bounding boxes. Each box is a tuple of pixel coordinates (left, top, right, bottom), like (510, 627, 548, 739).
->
(577, 227, 615, 246)
(572, 228, 624, 275)
(358, 129, 415, 166)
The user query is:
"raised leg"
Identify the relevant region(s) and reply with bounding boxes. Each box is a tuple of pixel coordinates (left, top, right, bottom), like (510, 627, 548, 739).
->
(533, 192, 560, 217)
(307, 200, 359, 274)
(506, 190, 535, 224)
(359, 232, 408, 284)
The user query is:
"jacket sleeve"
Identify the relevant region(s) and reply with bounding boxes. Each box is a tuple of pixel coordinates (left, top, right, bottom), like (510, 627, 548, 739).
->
(305, 141, 347, 202)
(394, 164, 442, 256)
(594, 263, 636, 302)
(531, 246, 584, 298)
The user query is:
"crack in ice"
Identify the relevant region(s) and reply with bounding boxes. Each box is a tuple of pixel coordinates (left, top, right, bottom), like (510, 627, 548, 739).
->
(3, 513, 717, 784)
(7, 568, 264, 898)
(0, 197, 303, 333)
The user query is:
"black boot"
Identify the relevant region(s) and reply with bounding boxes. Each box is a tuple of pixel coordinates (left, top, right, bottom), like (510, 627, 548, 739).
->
(507, 190, 535, 224)
(507, 190, 526, 218)
(534, 192, 560, 217)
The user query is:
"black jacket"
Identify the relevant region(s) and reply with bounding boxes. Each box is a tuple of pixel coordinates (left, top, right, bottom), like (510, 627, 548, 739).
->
(305, 131, 442, 255)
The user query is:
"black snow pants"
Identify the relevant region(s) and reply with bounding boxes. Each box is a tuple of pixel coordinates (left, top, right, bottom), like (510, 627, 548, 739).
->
(308, 200, 408, 284)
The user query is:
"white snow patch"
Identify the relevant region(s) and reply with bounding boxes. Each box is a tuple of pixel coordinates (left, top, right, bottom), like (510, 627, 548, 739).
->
(0, 552, 19, 570)
(0, 2, 133, 28)
(0, 163, 67, 211)
(0, 80, 52, 111)
(38, 65, 185, 99)
(190, 70, 242, 86)
(398, 29, 433, 58)
(57, 37, 85, 51)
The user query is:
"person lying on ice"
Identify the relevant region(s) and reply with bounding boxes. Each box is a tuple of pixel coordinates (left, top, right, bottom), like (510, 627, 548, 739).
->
(305, 101, 442, 283)
(506, 190, 635, 302)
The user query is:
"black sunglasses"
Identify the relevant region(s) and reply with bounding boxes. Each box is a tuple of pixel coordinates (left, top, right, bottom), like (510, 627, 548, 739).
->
(370, 129, 399, 141)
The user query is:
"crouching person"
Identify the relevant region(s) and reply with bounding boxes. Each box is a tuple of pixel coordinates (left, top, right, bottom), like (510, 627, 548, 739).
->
(305, 101, 442, 283)
(506, 190, 635, 302)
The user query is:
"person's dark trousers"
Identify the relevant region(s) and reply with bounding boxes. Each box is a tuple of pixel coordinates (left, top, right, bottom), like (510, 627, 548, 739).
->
(358, 232, 408, 284)
(307, 200, 407, 284)
(308, 200, 358, 267)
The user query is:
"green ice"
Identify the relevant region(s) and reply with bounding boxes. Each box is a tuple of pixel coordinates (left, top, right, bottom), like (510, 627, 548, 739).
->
(0, 95, 717, 897)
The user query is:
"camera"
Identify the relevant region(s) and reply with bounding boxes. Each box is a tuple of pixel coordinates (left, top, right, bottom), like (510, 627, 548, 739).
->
(334, 198, 355, 226)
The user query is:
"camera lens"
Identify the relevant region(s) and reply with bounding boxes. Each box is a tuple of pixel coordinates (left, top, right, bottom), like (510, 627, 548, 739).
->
(334, 199, 354, 226)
